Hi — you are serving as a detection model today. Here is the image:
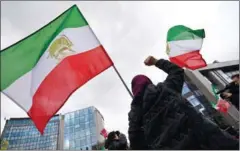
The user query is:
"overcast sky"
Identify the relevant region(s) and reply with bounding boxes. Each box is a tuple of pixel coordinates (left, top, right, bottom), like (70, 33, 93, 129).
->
(1, 1, 239, 137)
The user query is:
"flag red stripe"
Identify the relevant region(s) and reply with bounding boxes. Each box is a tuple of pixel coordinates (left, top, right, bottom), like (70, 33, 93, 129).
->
(169, 50, 207, 70)
(28, 45, 113, 134)
(101, 128, 108, 138)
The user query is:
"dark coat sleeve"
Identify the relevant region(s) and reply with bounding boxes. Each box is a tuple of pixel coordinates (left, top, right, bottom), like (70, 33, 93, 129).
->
(155, 59, 184, 93)
(230, 93, 239, 109)
(197, 118, 239, 150)
(180, 101, 239, 150)
(128, 96, 148, 150)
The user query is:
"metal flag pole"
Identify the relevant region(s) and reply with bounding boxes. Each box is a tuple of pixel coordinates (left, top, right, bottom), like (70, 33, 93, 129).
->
(84, 15, 133, 99)
(112, 65, 133, 99)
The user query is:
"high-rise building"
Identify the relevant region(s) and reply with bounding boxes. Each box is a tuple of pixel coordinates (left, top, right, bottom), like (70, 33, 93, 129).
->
(184, 60, 239, 130)
(0, 115, 60, 150)
(62, 106, 105, 150)
(0, 106, 106, 150)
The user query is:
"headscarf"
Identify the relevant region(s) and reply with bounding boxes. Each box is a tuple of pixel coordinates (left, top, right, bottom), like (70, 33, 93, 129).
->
(131, 75, 152, 96)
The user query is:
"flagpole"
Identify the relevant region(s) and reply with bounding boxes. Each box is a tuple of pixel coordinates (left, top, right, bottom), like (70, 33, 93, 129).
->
(85, 16, 133, 99)
(113, 65, 133, 99)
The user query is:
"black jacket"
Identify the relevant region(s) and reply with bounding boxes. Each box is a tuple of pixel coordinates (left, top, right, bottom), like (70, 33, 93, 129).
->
(128, 59, 239, 150)
(106, 134, 128, 150)
(219, 82, 239, 110)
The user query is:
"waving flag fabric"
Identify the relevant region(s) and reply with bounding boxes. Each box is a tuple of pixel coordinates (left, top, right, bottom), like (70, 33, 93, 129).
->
(100, 128, 108, 138)
(211, 85, 230, 113)
(166, 25, 207, 70)
(0, 5, 113, 134)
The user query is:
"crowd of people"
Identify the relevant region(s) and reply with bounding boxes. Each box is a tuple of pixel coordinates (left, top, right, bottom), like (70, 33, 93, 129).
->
(104, 56, 239, 150)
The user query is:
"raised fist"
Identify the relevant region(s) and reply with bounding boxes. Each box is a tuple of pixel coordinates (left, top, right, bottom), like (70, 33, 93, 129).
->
(144, 56, 158, 66)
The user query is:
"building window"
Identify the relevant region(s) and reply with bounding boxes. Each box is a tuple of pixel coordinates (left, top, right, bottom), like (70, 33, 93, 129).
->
(79, 116, 84, 123)
(189, 98, 200, 107)
(86, 128, 90, 136)
(91, 136, 96, 145)
(75, 139, 80, 147)
(70, 141, 75, 148)
(182, 85, 191, 95)
(86, 136, 91, 145)
(80, 138, 86, 147)
(75, 131, 80, 139)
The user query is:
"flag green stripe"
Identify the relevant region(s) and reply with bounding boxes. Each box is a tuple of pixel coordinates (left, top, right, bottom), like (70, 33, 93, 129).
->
(1, 5, 88, 90)
(167, 25, 205, 42)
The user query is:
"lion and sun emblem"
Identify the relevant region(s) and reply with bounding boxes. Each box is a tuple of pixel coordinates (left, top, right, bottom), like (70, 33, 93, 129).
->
(166, 43, 171, 56)
(47, 35, 76, 62)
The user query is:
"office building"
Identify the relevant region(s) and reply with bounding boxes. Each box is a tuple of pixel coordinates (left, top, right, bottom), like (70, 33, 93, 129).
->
(62, 106, 105, 150)
(182, 82, 208, 116)
(0, 115, 60, 150)
(184, 60, 239, 130)
(0, 106, 106, 150)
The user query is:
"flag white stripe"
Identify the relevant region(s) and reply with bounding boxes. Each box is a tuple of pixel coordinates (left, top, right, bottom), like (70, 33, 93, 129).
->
(3, 25, 100, 111)
(168, 39, 203, 57)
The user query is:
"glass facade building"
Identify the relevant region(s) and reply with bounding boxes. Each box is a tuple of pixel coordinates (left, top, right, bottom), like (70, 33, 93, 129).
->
(63, 107, 98, 150)
(0, 106, 106, 150)
(0, 115, 60, 150)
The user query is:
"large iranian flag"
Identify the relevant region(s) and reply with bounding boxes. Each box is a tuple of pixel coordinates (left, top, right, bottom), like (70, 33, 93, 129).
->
(166, 25, 207, 70)
(1, 5, 113, 134)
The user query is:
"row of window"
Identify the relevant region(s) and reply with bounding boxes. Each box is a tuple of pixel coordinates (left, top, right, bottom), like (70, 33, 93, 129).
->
(5, 122, 59, 135)
(9, 146, 56, 150)
(4, 128, 58, 138)
(7, 117, 59, 125)
(225, 71, 239, 78)
(7, 135, 57, 142)
(187, 95, 201, 107)
(64, 135, 96, 149)
(64, 125, 96, 136)
(65, 108, 94, 120)
(5, 136, 58, 145)
(8, 140, 57, 148)
(64, 128, 96, 140)
(182, 83, 202, 108)
(64, 121, 95, 133)
(65, 113, 94, 125)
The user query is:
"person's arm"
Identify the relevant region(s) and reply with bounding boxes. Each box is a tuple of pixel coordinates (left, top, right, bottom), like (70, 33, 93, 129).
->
(144, 56, 184, 93)
(128, 97, 148, 150)
(155, 59, 184, 93)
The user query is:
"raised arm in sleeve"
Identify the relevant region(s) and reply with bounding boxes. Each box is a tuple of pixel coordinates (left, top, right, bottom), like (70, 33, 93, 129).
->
(155, 59, 184, 93)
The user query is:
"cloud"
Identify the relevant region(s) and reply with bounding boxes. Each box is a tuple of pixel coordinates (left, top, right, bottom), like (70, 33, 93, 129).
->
(1, 1, 239, 140)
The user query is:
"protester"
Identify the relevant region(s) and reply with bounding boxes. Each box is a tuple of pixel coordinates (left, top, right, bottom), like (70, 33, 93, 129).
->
(128, 56, 239, 150)
(217, 74, 239, 110)
(104, 131, 128, 150)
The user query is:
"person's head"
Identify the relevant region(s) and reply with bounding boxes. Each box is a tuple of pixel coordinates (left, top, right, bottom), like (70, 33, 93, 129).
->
(105, 131, 128, 150)
(105, 131, 118, 149)
(107, 131, 119, 141)
(231, 74, 239, 85)
(131, 75, 152, 96)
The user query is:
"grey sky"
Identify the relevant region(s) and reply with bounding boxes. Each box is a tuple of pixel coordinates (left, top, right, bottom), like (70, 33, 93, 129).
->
(1, 1, 239, 137)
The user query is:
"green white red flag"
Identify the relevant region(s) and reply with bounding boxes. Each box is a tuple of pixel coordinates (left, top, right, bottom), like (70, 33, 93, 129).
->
(1, 5, 113, 134)
(211, 85, 230, 113)
(166, 25, 207, 70)
(100, 128, 108, 138)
